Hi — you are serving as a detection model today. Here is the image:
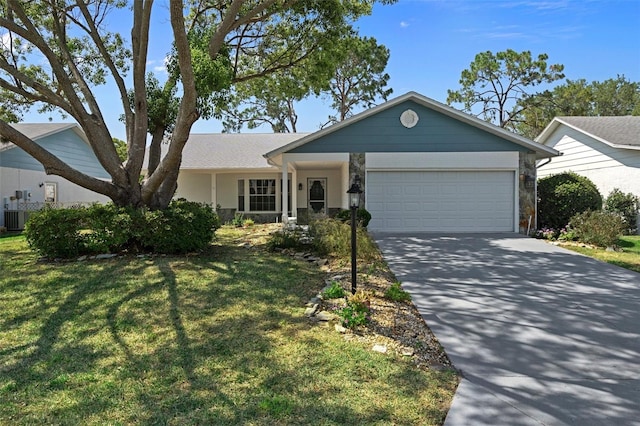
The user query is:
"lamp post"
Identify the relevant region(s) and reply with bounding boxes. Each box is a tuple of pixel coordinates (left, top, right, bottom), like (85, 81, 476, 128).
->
(347, 175, 363, 295)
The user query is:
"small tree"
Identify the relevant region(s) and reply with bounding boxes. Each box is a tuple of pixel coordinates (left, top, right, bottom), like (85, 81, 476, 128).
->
(604, 189, 639, 235)
(538, 172, 602, 230)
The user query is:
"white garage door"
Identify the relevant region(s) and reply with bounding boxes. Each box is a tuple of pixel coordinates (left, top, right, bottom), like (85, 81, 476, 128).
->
(367, 171, 515, 233)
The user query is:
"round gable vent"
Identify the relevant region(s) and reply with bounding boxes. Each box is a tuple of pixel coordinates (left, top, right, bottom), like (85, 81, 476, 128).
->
(400, 109, 419, 128)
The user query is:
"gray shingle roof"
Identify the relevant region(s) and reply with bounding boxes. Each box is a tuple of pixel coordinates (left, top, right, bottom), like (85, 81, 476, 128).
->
(556, 116, 640, 147)
(10, 123, 78, 139)
(177, 133, 309, 169)
(1, 123, 80, 152)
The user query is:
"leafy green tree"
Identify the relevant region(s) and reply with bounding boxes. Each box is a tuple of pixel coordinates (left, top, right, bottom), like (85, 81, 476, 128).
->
(516, 75, 640, 138)
(0, 0, 394, 209)
(220, 48, 334, 133)
(447, 49, 564, 131)
(591, 75, 640, 116)
(113, 138, 127, 162)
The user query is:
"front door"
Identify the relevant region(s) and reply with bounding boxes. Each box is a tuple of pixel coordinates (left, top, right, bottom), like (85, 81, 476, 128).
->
(308, 178, 327, 215)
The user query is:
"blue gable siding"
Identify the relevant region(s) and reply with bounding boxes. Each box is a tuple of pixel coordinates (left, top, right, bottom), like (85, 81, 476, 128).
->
(0, 128, 110, 179)
(290, 101, 529, 154)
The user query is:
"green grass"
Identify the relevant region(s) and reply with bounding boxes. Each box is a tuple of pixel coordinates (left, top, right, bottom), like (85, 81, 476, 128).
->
(562, 235, 640, 273)
(0, 229, 457, 425)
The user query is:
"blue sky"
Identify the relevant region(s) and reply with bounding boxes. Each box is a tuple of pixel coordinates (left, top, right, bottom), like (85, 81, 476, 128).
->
(23, 0, 640, 140)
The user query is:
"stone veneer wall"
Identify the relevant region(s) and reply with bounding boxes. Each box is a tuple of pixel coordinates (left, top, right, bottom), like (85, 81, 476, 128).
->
(296, 208, 342, 225)
(217, 208, 281, 224)
(519, 152, 537, 235)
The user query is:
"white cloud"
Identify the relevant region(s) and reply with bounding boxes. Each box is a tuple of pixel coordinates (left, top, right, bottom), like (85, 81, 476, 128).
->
(147, 56, 170, 74)
(400, 21, 410, 28)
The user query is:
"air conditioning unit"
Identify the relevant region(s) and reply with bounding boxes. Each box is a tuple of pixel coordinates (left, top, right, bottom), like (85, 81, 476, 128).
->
(3, 210, 32, 231)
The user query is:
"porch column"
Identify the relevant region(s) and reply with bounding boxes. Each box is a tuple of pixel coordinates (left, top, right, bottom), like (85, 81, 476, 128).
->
(291, 167, 298, 221)
(210, 173, 216, 208)
(281, 158, 289, 224)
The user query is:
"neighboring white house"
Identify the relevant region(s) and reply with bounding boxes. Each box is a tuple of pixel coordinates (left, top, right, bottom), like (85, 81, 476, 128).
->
(0, 123, 109, 229)
(536, 116, 640, 232)
(173, 92, 559, 233)
(536, 116, 640, 199)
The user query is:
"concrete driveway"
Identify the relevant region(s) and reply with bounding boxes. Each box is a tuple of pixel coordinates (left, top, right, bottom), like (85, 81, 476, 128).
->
(373, 233, 640, 426)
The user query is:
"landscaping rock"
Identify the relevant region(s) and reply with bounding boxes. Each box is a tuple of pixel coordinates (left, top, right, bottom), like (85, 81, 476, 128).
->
(372, 344, 387, 354)
(401, 347, 415, 357)
(334, 324, 348, 333)
(77, 255, 87, 261)
(304, 304, 319, 317)
(315, 311, 336, 321)
(96, 253, 117, 260)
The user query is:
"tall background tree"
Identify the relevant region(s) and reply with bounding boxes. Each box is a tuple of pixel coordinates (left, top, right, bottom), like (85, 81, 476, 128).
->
(0, 0, 394, 209)
(447, 49, 564, 132)
(515, 75, 640, 139)
(323, 35, 392, 126)
(220, 34, 393, 132)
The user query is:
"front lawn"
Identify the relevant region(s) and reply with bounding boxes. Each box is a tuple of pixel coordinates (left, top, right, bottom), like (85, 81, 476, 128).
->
(0, 227, 457, 425)
(561, 235, 640, 273)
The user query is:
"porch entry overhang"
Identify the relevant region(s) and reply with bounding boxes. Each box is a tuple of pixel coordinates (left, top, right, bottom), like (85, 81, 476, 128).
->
(268, 152, 350, 223)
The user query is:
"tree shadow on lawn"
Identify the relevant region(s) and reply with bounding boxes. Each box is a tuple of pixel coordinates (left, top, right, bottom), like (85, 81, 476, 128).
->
(1, 241, 453, 424)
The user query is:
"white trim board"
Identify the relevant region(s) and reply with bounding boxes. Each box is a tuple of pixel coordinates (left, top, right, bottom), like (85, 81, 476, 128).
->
(366, 152, 519, 170)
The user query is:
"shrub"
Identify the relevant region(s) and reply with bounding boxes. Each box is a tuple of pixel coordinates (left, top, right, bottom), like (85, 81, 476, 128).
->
(242, 218, 255, 228)
(24, 207, 86, 258)
(604, 188, 639, 235)
(538, 172, 602, 230)
(308, 218, 378, 260)
(83, 204, 136, 253)
(25, 200, 220, 258)
(336, 291, 372, 329)
(322, 281, 345, 299)
(266, 228, 308, 251)
(231, 213, 244, 227)
(569, 210, 626, 248)
(141, 199, 220, 254)
(335, 208, 372, 227)
(384, 282, 411, 302)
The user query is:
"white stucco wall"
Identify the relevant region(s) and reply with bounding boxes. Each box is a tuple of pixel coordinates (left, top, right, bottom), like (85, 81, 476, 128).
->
(175, 172, 213, 204)
(296, 168, 344, 209)
(1, 167, 109, 227)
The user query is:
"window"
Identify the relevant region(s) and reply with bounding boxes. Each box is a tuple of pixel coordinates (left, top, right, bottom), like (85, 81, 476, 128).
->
(44, 182, 57, 203)
(237, 180, 245, 211)
(249, 179, 276, 211)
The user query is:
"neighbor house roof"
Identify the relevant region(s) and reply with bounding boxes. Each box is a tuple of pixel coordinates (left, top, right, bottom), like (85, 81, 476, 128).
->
(265, 91, 560, 160)
(536, 116, 640, 149)
(176, 133, 309, 170)
(0, 123, 88, 152)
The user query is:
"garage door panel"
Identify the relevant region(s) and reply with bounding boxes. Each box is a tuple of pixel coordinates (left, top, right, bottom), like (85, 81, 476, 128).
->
(368, 171, 515, 233)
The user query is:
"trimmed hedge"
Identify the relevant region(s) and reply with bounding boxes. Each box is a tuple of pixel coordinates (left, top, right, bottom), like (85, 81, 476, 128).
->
(335, 208, 372, 228)
(538, 172, 602, 229)
(24, 199, 220, 259)
(24, 207, 86, 259)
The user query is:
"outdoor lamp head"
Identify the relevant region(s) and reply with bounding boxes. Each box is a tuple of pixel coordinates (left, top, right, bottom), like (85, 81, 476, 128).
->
(347, 175, 362, 208)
